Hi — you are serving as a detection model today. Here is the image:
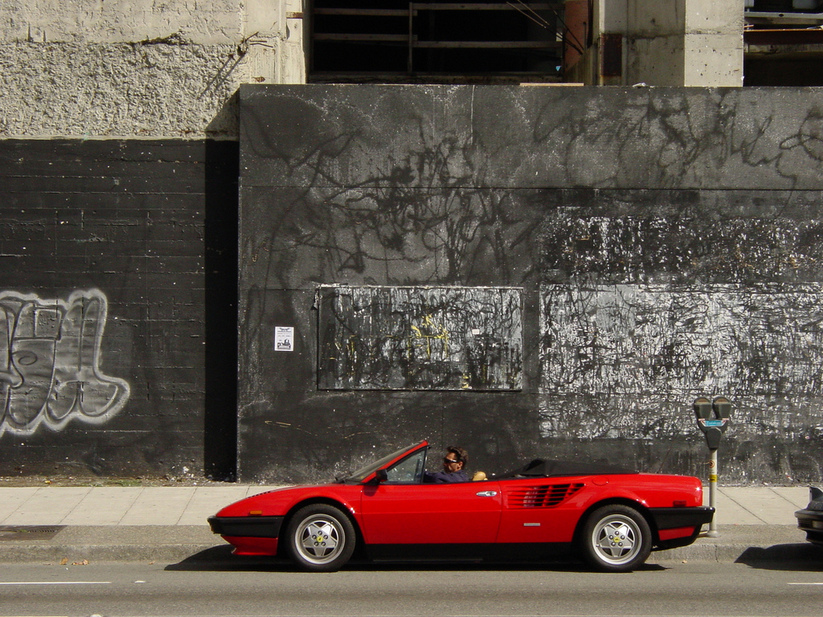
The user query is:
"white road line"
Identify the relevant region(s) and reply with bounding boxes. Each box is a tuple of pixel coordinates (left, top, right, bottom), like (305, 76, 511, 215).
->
(0, 581, 111, 585)
(788, 582, 823, 585)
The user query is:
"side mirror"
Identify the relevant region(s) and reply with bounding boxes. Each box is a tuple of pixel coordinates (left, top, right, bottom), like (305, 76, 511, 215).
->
(371, 469, 388, 484)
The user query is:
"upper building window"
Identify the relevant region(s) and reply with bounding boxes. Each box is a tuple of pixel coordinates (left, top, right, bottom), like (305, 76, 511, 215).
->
(308, 0, 564, 83)
(745, 0, 823, 26)
(744, 0, 823, 85)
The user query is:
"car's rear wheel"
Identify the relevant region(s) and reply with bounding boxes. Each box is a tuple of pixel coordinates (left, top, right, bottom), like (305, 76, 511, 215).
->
(285, 504, 356, 572)
(581, 504, 652, 572)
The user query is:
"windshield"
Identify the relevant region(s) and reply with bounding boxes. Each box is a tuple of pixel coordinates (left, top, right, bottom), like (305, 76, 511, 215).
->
(341, 442, 424, 483)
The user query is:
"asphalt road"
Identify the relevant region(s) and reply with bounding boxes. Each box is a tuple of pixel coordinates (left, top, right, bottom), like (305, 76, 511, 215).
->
(1, 557, 823, 617)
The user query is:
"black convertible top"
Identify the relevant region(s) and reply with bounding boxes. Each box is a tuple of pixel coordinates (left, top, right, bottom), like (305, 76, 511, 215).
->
(496, 458, 636, 479)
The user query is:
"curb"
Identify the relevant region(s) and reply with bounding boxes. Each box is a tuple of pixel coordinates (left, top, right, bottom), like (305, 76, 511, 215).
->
(1, 524, 819, 567)
(0, 526, 218, 565)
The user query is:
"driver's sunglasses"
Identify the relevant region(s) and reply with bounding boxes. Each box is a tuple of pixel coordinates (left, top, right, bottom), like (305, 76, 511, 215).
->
(444, 457, 460, 464)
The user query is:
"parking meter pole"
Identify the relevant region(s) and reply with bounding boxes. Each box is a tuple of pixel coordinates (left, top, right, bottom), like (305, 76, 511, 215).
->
(694, 396, 731, 539)
(707, 449, 719, 537)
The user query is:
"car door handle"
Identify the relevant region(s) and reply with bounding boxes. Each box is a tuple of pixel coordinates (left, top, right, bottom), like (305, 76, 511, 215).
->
(476, 491, 498, 497)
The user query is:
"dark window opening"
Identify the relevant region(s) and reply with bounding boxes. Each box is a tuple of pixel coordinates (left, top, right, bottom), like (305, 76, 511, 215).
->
(744, 0, 823, 85)
(308, 1, 564, 83)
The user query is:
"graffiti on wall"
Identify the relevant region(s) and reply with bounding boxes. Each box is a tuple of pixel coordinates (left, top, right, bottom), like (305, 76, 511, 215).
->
(538, 284, 823, 440)
(317, 285, 523, 390)
(0, 289, 130, 437)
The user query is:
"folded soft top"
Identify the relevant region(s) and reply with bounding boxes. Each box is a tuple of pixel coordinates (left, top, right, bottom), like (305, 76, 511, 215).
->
(496, 458, 637, 479)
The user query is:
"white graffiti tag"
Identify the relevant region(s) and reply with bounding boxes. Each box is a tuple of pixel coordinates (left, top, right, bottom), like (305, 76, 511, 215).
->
(0, 289, 130, 437)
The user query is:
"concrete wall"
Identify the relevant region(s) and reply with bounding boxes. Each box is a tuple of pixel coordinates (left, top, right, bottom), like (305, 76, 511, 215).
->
(238, 84, 823, 485)
(0, 0, 305, 139)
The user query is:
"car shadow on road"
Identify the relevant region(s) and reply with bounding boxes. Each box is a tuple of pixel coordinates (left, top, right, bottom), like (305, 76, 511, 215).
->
(165, 547, 667, 574)
(735, 543, 823, 571)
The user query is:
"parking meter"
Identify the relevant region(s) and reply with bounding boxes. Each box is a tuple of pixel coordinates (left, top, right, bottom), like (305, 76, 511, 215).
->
(694, 396, 730, 450)
(693, 396, 732, 537)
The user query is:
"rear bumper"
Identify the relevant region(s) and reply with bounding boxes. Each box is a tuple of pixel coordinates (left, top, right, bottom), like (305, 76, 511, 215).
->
(208, 515, 284, 538)
(648, 506, 714, 550)
(649, 506, 714, 530)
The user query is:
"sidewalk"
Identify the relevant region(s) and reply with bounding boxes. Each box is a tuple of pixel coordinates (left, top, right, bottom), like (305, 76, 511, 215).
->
(0, 485, 817, 565)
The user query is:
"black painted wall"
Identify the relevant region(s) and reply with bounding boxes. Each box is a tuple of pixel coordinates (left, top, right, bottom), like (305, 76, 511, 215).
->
(238, 84, 823, 484)
(2, 86, 821, 486)
(0, 139, 238, 480)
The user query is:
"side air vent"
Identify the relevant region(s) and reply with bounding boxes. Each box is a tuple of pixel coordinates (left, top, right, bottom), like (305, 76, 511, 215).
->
(507, 483, 585, 508)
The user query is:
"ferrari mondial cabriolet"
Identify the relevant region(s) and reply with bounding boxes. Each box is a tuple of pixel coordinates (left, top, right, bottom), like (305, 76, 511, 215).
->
(208, 440, 713, 572)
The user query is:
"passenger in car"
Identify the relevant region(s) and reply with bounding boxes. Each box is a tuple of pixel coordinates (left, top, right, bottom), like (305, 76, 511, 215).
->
(424, 446, 470, 483)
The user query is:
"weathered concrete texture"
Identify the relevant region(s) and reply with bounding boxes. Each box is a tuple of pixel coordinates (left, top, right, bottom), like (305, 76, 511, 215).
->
(239, 85, 823, 192)
(0, 0, 243, 44)
(237, 85, 823, 484)
(0, 42, 239, 137)
(0, 0, 308, 137)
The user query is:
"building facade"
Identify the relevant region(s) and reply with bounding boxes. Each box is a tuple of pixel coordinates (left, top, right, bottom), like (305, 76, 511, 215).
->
(1, 0, 821, 483)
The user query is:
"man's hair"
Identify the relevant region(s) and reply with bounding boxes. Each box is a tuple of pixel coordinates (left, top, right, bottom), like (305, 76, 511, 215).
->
(447, 446, 468, 467)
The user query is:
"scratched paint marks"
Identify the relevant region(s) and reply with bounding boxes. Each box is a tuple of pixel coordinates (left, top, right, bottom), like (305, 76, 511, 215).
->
(0, 289, 130, 437)
(541, 213, 823, 284)
(317, 285, 522, 391)
(539, 284, 823, 440)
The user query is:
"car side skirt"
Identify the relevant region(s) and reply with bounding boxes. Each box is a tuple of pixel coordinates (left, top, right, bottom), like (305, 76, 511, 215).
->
(365, 542, 574, 563)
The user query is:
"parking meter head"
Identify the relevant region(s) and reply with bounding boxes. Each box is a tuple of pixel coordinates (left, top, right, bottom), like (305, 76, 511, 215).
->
(693, 397, 712, 421)
(712, 396, 731, 420)
(704, 427, 723, 450)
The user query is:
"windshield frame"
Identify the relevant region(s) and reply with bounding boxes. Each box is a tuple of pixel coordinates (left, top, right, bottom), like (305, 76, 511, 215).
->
(340, 441, 428, 484)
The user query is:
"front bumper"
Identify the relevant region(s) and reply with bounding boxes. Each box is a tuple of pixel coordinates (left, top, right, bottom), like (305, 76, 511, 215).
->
(795, 509, 823, 545)
(208, 515, 284, 538)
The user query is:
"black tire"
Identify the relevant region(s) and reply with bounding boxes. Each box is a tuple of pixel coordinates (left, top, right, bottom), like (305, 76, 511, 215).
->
(580, 504, 652, 572)
(284, 504, 356, 572)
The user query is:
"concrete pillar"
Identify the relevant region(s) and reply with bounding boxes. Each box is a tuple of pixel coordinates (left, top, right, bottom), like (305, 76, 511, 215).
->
(565, 0, 743, 86)
(626, 0, 742, 86)
(242, 0, 305, 84)
(563, 0, 589, 74)
(682, 0, 743, 86)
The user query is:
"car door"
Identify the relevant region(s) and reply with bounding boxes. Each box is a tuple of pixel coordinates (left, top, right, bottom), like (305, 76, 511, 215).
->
(360, 480, 503, 545)
(496, 478, 588, 544)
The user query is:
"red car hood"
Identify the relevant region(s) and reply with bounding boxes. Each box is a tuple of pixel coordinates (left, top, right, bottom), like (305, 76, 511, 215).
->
(214, 483, 363, 518)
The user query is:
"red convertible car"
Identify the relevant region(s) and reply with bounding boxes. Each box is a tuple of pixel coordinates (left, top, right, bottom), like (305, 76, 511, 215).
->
(208, 441, 712, 572)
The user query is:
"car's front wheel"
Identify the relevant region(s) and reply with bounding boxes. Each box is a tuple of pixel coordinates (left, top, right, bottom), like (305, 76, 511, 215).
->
(285, 504, 356, 572)
(581, 504, 652, 572)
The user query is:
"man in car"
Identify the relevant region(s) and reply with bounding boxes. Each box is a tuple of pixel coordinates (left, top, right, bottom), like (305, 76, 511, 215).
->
(424, 446, 469, 483)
